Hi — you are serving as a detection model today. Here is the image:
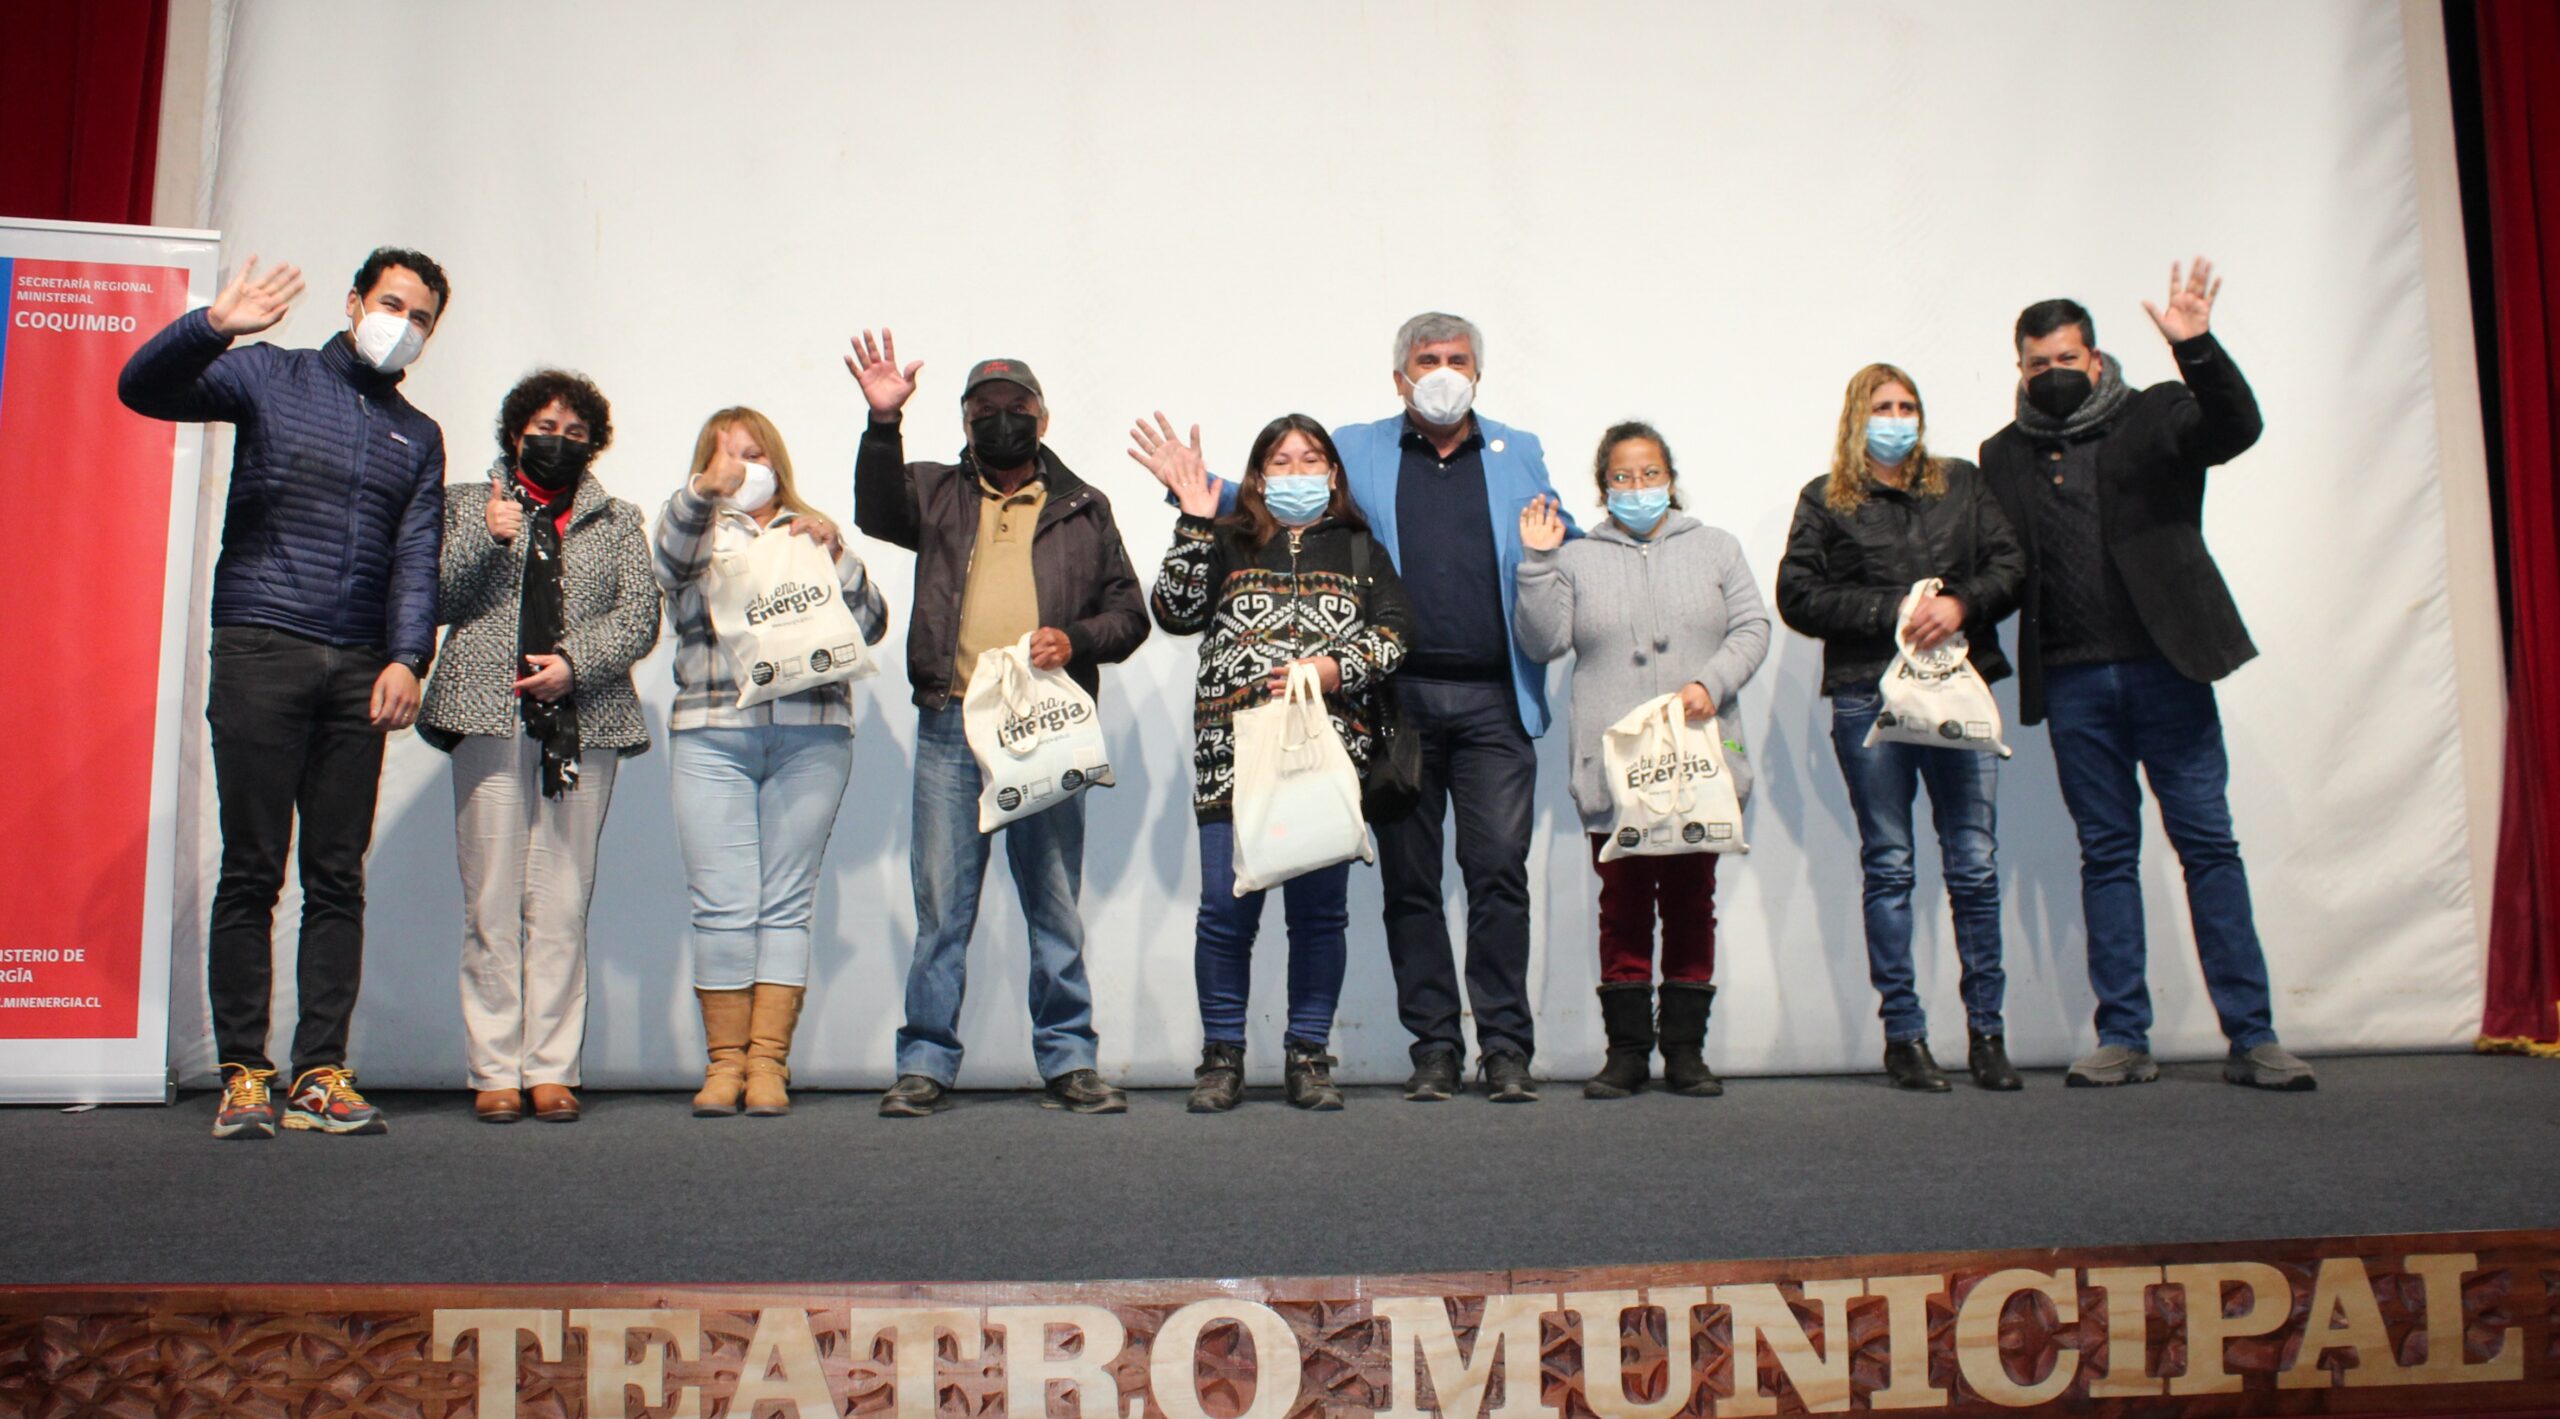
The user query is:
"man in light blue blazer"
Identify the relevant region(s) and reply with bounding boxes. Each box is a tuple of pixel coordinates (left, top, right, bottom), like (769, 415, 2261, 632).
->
(1154, 313, 1577, 1102)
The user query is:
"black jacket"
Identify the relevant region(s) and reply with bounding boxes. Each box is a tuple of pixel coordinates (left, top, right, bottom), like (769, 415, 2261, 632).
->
(1776, 457, 2024, 694)
(1150, 514, 1413, 821)
(854, 415, 1150, 709)
(1979, 333, 2263, 724)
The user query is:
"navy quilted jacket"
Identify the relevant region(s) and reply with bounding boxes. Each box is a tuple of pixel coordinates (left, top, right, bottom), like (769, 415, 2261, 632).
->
(118, 308, 446, 668)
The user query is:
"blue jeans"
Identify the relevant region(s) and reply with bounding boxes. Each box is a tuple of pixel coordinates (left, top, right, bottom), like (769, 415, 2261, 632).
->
(669, 725, 854, 990)
(1828, 683, 2005, 1042)
(1194, 820, 1350, 1047)
(896, 703, 1097, 1083)
(2043, 656, 2276, 1052)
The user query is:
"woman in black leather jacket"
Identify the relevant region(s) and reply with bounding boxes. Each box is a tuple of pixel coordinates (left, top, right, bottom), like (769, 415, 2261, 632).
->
(1777, 363, 2024, 1094)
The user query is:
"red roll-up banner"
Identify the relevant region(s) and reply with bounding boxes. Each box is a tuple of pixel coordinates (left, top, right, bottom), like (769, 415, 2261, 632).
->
(0, 216, 218, 1102)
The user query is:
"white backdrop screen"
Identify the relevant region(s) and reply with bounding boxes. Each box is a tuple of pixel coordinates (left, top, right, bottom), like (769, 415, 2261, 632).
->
(175, 0, 2485, 1086)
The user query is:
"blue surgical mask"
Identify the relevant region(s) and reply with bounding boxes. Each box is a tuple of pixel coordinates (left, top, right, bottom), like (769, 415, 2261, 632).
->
(1606, 487, 1671, 534)
(1865, 416, 1920, 465)
(1263, 474, 1332, 526)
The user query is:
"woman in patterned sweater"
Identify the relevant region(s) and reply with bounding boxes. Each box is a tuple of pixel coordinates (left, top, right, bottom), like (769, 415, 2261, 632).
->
(1136, 413, 1413, 1113)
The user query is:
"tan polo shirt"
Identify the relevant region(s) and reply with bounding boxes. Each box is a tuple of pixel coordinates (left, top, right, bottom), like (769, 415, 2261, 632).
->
(952, 474, 1047, 695)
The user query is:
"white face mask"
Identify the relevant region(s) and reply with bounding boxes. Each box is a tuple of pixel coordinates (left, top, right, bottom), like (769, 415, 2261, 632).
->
(1404, 365, 1475, 425)
(724, 461, 779, 514)
(352, 309, 426, 374)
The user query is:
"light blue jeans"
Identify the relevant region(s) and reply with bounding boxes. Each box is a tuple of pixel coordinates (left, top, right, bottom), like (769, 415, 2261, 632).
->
(895, 703, 1097, 1084)
(669, 724, 854, 990)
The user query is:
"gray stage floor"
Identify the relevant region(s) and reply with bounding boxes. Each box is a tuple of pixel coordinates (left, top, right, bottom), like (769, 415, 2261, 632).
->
(3, 1053, 2552, 1286)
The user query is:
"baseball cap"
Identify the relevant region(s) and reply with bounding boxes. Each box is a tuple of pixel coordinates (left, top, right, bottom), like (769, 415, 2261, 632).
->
(962, 358, 1043, 401)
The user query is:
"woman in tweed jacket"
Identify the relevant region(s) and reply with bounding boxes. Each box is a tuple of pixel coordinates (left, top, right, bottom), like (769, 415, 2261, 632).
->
(419, 370, 661, 1125)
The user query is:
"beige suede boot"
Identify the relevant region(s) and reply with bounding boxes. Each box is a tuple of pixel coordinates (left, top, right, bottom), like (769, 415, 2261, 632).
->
(690, 988, 753, 1117)
(743, 983, 806, 1117)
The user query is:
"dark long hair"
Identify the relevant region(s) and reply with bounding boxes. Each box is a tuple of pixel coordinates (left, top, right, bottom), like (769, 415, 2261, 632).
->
(1226, 414, 1366, 549)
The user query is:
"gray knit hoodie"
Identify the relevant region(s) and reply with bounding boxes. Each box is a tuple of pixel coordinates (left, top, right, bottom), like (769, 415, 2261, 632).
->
(1514, 513, 1771, 832)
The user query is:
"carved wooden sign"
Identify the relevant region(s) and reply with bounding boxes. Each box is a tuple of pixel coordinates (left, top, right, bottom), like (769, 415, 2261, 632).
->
(4, 1228, 2553, 1417)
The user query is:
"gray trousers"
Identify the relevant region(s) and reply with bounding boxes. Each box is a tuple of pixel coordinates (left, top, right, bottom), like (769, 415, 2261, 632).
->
(451, 733, 620, 1088)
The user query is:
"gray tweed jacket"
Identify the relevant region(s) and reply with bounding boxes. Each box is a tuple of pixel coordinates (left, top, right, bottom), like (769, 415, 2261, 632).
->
(419, 463, 663, 755)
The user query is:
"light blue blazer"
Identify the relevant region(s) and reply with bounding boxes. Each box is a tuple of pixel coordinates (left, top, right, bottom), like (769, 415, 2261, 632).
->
(1210, 412, 1580, 737)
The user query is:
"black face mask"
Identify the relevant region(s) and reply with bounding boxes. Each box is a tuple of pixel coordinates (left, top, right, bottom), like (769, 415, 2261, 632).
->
(969, 409, 1040, 470)
(2024, 368, 2094, 420)
(517, 434, 596, 492)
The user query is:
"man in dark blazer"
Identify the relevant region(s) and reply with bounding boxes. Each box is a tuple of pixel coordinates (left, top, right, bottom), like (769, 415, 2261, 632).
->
(1980, 257, 2314, 1093)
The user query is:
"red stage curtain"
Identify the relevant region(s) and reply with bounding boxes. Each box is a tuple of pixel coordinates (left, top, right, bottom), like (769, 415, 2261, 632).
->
(2478, 0, 2560, 1056)
(0, 0, 171, 225)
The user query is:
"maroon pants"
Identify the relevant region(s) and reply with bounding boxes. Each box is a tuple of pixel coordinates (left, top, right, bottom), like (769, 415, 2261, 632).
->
(1588, 834, 1718, 985)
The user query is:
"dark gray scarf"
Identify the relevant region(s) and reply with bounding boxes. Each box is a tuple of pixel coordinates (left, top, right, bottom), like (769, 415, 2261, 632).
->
(2014, 350, 2132, 439)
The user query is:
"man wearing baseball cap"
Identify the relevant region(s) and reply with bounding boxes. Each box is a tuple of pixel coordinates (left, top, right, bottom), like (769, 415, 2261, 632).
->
(849, 330, 1150, 1116)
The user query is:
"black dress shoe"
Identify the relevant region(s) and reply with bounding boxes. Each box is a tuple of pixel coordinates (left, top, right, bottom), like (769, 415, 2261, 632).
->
(1968, 1031, 2024, 1091)
(1883, 1039, 1951, 1092)
(1403, 1046, 1462, 1102)
(1188, 1042, 1244, 1113)
(878, 1073, 952, 1118)
(1042, 1068, 1128, 1114)
(1478, 1049, 1538, 1103)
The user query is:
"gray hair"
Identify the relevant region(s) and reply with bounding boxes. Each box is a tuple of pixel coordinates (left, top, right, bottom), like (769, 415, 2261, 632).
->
(1392, 312, 1483, 373)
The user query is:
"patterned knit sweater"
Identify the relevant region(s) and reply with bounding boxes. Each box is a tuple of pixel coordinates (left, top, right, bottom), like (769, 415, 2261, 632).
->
(1150, 514, 1412, 822)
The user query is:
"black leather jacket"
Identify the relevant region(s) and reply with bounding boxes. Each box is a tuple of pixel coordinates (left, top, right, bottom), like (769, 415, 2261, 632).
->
(1776, 456, 2025, 695)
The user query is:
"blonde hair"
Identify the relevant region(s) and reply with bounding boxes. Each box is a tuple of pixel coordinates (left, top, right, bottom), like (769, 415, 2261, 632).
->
(1824, 363, 1946, 513)
(687, 406, 826, 523)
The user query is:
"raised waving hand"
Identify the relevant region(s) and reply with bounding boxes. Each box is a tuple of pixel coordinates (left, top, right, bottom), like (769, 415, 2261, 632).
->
(1128, 412, 1220, 519)
(207, 255, 304, 338)
(845, 328, 922, 416)
(2143, 256, 2221, 343)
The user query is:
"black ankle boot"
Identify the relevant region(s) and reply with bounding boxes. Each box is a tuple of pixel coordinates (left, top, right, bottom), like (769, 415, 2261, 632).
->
(1283, 1037, 1344, 1111)
(1883, 1039, 1951, 1092)
(1968, 1031, 2023, 1090)
(1585, 984, 1654, 1098)
(1188, 1041, 1244, 1112)
(1657, 982, 1722, 1096)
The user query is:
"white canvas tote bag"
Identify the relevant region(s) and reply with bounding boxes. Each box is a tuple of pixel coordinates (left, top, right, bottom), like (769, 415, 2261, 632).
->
(962, 633, 1116, 832)
(702, 525, 874, 709)
(1229, 661, 1375, 894)
(1862, 577, 2014, 758)
(1599, 692, 1749, 862)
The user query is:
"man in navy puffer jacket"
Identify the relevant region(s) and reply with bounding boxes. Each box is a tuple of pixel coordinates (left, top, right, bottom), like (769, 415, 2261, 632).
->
(120, 247, 450, 1140)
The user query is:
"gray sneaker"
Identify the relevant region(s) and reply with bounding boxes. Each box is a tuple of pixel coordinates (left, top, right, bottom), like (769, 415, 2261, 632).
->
(2223, 1043, 2318, 1091)
(2064, 1044, 2159, 1088)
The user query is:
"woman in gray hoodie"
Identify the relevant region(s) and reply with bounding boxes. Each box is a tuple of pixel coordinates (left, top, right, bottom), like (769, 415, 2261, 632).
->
(1515, 421, 1769, 1098)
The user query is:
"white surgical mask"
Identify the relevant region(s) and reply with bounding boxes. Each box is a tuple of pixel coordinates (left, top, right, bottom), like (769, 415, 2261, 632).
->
(352, 309, 425, 375)
(724, 461, 779, 514)
(1404, 366, 1475, 425)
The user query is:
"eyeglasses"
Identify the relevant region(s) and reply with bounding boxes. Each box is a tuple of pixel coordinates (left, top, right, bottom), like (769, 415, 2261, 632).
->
(1605, 469, 1672, 489)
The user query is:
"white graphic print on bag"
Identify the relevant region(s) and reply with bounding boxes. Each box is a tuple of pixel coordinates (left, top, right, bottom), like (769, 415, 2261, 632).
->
(744, 579, 835, 624)
(997, 694, 1099, 755)
(1618, 745, 1738, 848)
